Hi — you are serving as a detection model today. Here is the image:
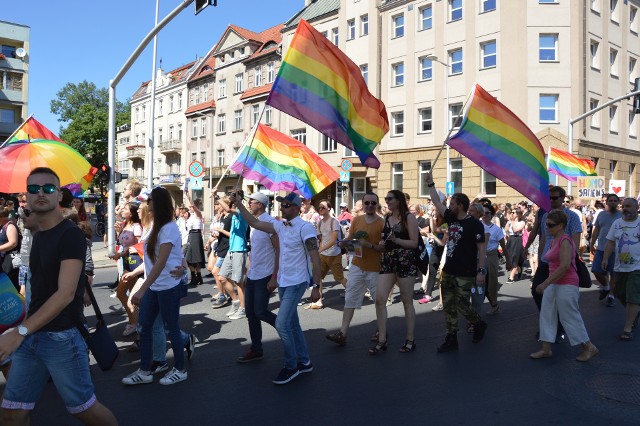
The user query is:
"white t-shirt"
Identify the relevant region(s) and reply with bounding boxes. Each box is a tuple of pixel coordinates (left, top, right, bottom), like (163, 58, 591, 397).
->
(176, 217, 189, 245)
(483, 222, 505, 252)
(273, 216, 317, 287)
(143, 221, 184, 291)
(605, 216, 640, 272)
(247, 212, 276, 280)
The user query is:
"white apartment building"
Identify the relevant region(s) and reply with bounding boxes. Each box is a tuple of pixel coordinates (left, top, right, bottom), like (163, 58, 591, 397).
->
(0, 20, 29, 141)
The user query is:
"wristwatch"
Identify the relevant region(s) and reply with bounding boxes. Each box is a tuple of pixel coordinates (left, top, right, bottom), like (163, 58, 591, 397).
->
(477, 268, 486, 274)
(17, 325, 29, 337)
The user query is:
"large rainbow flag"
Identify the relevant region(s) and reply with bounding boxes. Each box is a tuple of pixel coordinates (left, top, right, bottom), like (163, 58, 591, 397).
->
(266, 19, 388, 168)
(230, 124, 339, 199)
(547, 147, 596, 181)
(4, 116, 63, 144)
(447, 84, 551, 210)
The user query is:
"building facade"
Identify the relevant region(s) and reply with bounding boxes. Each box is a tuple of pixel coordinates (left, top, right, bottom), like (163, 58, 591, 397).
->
(0, 20, 29, 141)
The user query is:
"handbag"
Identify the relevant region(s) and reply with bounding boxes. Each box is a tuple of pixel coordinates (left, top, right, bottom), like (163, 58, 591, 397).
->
(574, 253, 592, 289)
(415, 237, 430, 276)
(75, 282, 119, 371)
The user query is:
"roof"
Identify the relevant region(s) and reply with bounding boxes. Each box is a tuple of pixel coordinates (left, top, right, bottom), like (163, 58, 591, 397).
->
(131, 60, 198, 100)
(283, 0, 340, 32)
(185, 100, 216, 115)
(239, 84, 272, 101)
(244, 24, 283, 63)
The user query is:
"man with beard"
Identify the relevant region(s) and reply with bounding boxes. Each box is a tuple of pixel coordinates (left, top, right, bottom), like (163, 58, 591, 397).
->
(590, 194, 622, 307)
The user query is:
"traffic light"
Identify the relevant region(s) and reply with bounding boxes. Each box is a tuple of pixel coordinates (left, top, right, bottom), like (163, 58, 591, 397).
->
(633, 77, 640, 114)
(98, 164, 110, 185)
(195, 0, 217, 15)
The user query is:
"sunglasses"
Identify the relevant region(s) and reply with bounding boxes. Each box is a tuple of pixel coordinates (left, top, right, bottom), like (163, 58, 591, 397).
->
(384, 197, 395, 202)
(564, 200, 571, 204)
(549, 195, 561, 200)
(546, 222, 561, 228)
(27, 184, 58, 194)
(364, 201, 378, 206)
(281, 203, 293, 208)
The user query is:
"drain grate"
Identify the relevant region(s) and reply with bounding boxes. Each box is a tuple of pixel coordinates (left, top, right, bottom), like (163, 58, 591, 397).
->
(587, 374, 640, 405)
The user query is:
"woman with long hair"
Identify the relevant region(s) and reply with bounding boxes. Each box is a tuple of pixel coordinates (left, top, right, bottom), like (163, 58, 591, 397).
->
(123, 187, 190, 385)
(184, 192, 206, 287)
(370, 190, 419, 355)
(72, 197, 88, 222)
(210, 197, 233, 308)
(505, 209, 526, 283)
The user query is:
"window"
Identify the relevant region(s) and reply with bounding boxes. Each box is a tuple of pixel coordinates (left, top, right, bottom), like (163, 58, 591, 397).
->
(419, 161, 432, 197)
(590, 99, 600, 128)
(419, 6, 433, 30)
(449, 103, 463, 129)
(539, 94, 559, 122)
(392, 163, 404, 191)
(0, 108, 14, 123)
(195, 87, 201, 104)
(169, 126, 174, 140)
(609, 105, 618, 133)
(361, 14, 369, 36)
(610, 160, 617, 176)
(217, 149, 225, 167)
(481, 0, 496, 13)
(192, 119, 198, 137)
(590, 40, 600, 69)
(610, 48, 618, 77)
(344, 146, 358, 157)
(235, 73, 243, 93)
(419, 57, 433, 81)
(418, 108, 433, 134)
(591, 0, 600, 13)
(360, 64, 369, 85)
(630, 110, 637, 138)
(347, 19, 356, 40)
(630, 57, 637, 83)
(158, 98, 163, 115)
(291, 129, 306, 145)
(610, 0, 619, 23)
(177, 124, 182, 141)
(539, 0, 559, 3)
(481, 40, 497, 69)
(203, 84, 209, 102)
(200, 151, 207, 167)
(217, 114, 226, 134)
(265, 105, 272, 125)
(178, 93, 182, 109)
(254, 67, 262, 87)
(539, 34, 558, 61)
(267, 63, 275, 83)
(234, 110, 242, 130)
(321, 30, 328, 38)
(450, 48, 463, 74)
(135, 134, 139, 145)
(251, 104, 260, 125)
(392, 14, 405, 38)
(218, 79, 226, 98)
(169, 95, 174, 112)
(135, 107, 139, 122)
(0, 45, 16, 58)
(201, 117, 206, 136)
(392, 62, 405, 86)
(449, 0, 463, 22)
(352, 178, 366, 206)
(321, 135, 337, 152)
(142, 105, 146, 120)
(631, 6, 638, 33)
(451, 159, 463, 192)
(332, 28, 339, 45)
(391, 111, 405, 136)
(142, 132, 146, 144)
(158, 128, 163, 143)
(482, 170, 497, 195)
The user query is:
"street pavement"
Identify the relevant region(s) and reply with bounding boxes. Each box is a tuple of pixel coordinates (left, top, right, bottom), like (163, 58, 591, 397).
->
(2, 244, 639, 425)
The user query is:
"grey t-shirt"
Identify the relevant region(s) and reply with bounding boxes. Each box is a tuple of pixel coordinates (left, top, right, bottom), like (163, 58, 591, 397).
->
(595, 210, 623, 250)
(317, 217, 342, 257)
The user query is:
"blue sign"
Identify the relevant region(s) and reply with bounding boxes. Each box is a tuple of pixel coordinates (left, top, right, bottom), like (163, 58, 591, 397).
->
(446, 181, 455, 195)
(339, 171, 350, 182)
(341, 159, 353, 171)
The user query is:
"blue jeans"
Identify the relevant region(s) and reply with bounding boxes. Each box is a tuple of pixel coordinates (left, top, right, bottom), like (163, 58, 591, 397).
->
(139, 285, 184, 371)
(276, 282, 310, 369)
(151, 314, 190, 363)
(245, 275, 277, 353)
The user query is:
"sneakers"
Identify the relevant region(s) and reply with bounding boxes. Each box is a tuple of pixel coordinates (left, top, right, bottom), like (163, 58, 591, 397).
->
(123, 324, 137, 337)
(226, 301, 240, 317)
(229, 307, 246, 320)
(150, 361, 169, 374)
(159, 367, 188, 385)
(598, 288, 610, 300)
(272, 367, 300, 385)
(297, 362, 313, 374)
(364, 290, 373, 300)
(122, 369, 153, 385)
(606, 296, 615, 307)
(437, 333, 459, 353)
(211, 294, 230, 309)
(418, 295, 432, 304)
(472, 320, 488, 343)
(185, 334, 196, 361)
(326, 331, 347, 346)
(237, 349, 264, 363)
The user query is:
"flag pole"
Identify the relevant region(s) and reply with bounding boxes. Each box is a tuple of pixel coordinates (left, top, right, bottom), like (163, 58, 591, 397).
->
(0, 113, 34, 148)
(430, 88, 474, 170)
(233, 103, 268, 189)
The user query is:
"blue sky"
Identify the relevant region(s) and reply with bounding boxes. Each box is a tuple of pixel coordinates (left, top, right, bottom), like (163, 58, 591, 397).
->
(3, 0, 302, 134)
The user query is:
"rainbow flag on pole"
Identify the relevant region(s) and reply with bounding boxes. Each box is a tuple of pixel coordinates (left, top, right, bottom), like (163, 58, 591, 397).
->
(266, 19, 388, 168)
(547, 147, 596, 181)
(447, 84, 551, 211)
(230, 124, 339, 199)
(4, 116, 63, 144)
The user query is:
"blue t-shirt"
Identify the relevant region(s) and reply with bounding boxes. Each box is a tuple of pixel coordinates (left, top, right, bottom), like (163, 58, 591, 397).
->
(228, 213, 249, 253)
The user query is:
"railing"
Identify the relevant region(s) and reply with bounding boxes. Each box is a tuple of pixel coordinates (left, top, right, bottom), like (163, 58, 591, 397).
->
(158, 139, 182, 152)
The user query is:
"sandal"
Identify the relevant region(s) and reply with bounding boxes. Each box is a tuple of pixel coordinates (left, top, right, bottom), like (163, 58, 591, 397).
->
(399, 340, 416, 353)
(368, 340, 387, 355)
(620, 331, 633, 341)
(305, 301, 324, 310)
(370, 330, 380, 342)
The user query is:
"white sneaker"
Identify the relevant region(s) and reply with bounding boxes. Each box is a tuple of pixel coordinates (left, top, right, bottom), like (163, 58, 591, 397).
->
(159, 367, 188, 385)
(226, 301, 240, 317)
(229, 307, 246, 320)
(122, 369, 153, 385)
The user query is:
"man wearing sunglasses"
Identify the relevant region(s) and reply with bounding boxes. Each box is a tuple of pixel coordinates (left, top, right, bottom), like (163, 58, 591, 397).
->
(0, 168, 117, 425)
(326, 192, 384, 346)
(233, 191, 321, 385)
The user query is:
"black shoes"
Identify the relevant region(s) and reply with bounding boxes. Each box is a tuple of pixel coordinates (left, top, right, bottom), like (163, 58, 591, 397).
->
(437, 333, 459, 352)
(472, 321, 488, 343)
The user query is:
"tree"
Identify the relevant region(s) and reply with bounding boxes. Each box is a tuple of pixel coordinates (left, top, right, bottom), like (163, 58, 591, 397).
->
(50, 80, 130, 167)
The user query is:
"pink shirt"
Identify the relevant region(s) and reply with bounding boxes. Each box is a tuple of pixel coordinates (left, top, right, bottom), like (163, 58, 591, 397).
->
(546, 234, 579, 286)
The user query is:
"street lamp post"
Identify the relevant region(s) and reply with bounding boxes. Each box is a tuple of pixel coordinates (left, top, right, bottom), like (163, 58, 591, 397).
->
(426, 55, 450, 183)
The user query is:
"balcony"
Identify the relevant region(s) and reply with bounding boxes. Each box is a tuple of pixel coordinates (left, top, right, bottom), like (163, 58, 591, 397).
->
(126, 146, 146, 160)
(0, 57, 26, 71)
(158, 139, 182, 154)
(207, 165, 238, 179)
(158, 173, 182, 187)
(0, 88, 23, 103)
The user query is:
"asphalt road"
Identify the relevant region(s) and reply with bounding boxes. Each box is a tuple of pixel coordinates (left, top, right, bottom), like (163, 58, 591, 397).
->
(2, 255, 639, 425)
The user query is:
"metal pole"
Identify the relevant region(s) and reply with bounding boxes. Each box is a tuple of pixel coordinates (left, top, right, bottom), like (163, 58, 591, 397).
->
(567, 120, 573, 196)
(445, 58, 450, 183)
(147, 0, 160, 190)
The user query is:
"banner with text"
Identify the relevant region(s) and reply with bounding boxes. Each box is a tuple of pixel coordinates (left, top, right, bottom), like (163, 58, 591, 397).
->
(577, 176, 605, 199)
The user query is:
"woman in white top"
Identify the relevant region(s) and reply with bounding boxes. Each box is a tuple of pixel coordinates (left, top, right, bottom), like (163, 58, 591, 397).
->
(184, 191, 205, 287)
(481, 204, 511, 314)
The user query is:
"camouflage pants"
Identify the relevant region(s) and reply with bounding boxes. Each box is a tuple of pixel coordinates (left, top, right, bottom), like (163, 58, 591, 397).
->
(441, 271, 481, 334)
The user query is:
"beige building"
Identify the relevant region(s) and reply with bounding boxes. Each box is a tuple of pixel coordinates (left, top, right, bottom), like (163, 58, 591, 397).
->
(0, 20, 29, 141)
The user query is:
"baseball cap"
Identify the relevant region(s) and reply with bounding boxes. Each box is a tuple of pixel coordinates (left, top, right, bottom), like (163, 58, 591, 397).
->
(276, 192, 302, 207)
(249, 192, 269, 206)
(339, 202, 348, 208)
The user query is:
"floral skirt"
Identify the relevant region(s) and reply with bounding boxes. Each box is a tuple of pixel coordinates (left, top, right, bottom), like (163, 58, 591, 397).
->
(380, 248, 417, 278)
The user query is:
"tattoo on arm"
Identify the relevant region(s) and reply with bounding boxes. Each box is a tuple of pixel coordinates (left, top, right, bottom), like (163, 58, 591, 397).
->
(305, 237, 319, 252)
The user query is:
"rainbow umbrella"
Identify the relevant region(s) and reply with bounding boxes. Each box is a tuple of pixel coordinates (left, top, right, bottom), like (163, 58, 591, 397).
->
(0, 139, 98, 193)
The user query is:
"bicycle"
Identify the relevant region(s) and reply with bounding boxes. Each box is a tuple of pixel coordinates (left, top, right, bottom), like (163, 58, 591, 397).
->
(95, 218, 106, 237)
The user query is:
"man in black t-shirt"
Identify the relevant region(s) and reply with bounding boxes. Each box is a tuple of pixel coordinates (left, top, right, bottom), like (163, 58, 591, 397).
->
(426, 173, 488, 353)
(0, 168, 116, 425)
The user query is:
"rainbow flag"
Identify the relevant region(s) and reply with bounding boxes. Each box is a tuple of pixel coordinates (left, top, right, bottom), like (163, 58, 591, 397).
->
(447, 84, 551, 211)
(547, 147, 596, 181)
(230, 124, 339, 199)
(266, 19, 388, 168)
(5, 116, 63, 144)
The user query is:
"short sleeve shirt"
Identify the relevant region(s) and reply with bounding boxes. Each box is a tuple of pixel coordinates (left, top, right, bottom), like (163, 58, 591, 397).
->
(317, 217, 341, 256)
(247, 212, 276, 280)
(228, 213, 249, 253)
(273, 217, 317, 287)
(442, 209, 485, 277)
(143, 221, 184, 291)
(594, 210, 622, 250)
(605, 216, 640, 272)
(484, 222, 505, 252)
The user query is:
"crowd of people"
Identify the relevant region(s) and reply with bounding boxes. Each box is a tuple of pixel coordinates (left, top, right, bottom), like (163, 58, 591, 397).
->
(1, 170, 639, 423)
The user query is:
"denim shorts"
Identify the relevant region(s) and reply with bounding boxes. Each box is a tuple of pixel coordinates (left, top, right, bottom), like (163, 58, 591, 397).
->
(1, 328, 97, 414)
(215, 256, 225, 268)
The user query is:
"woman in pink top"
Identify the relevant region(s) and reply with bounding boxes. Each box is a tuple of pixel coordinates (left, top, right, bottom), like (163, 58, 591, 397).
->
(530, 210, 598, 362)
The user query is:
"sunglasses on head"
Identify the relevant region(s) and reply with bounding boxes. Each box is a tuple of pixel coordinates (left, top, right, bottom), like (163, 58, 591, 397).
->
(364, 201, 378, 206)
(27, 184, 58, 195)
